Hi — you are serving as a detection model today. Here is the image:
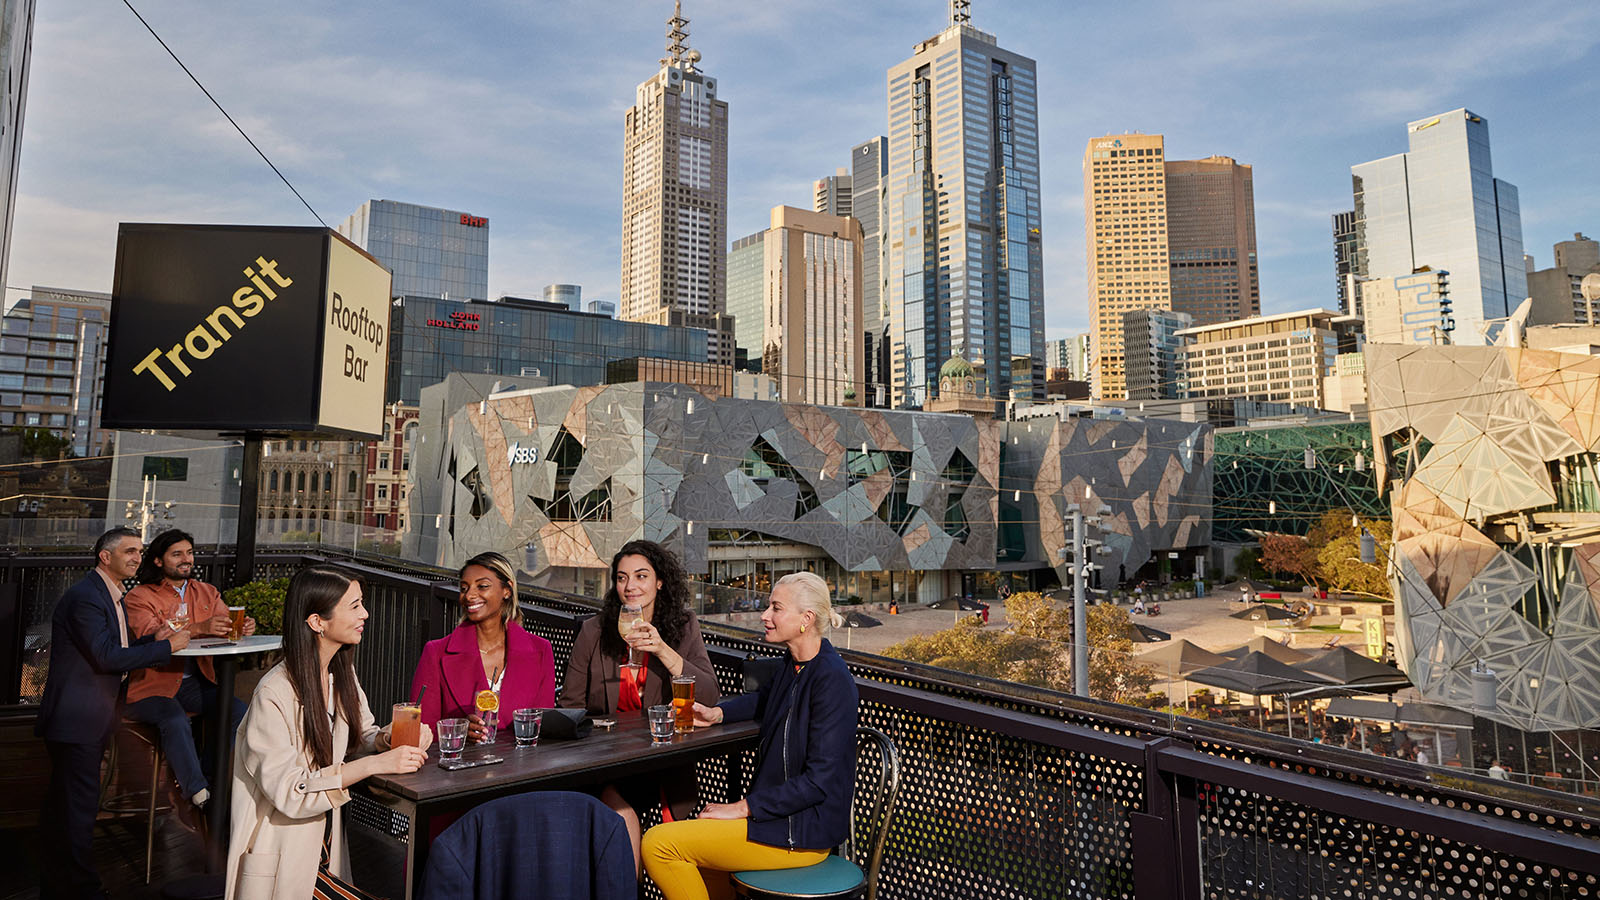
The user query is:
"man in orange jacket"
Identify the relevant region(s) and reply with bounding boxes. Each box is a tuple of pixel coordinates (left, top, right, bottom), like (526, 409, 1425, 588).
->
(123, 529, 254, 812)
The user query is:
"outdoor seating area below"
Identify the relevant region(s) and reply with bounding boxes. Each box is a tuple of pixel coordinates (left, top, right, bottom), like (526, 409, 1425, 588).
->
(3, 548, 1598, 899)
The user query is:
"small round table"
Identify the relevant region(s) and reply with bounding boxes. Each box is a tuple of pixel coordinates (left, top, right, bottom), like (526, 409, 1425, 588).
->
(175, 635, 282, 875)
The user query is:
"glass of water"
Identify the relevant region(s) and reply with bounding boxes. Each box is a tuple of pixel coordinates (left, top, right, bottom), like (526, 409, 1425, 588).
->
(648, 704, 675, 745)
(437, 718, 469, 761)
(513, 708, 543, 749)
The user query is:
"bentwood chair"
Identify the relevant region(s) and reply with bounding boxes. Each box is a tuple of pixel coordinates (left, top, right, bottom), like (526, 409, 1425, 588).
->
(731, 726, 901, 900)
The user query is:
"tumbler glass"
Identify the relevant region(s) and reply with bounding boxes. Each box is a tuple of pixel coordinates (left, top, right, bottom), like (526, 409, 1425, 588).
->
(513, 708, 543, 749)
(648, 705, 675, 745)
(437, 718, 469, 761)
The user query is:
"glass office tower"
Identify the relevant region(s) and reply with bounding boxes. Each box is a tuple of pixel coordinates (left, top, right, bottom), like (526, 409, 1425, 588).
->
(885, 8, 1043, 409)
(338, 199, 490, 301)
(1351, 109, 1525, 344)
(852, 136, 889, 406)
(386, 295, 705, 405)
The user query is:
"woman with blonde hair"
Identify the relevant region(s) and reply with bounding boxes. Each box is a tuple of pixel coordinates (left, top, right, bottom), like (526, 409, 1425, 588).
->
(227, 565, 430, 900)
(412, 551, 555, 741)
(641, 571, 859, 900)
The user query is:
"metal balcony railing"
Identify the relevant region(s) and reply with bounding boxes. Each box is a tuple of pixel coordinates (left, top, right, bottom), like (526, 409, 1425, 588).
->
(3, 548, 1598, 898)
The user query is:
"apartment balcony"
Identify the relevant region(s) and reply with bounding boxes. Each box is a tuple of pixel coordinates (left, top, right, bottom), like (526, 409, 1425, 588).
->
(2, 548, 1596, 898)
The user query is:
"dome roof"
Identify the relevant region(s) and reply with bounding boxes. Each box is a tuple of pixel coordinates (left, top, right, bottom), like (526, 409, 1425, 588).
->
(939, 356, 975, 380)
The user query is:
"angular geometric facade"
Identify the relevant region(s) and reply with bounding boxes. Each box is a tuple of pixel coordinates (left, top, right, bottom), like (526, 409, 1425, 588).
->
(415, 383, 1211, 593)
(1211, 421, 1385, 544)
(1370, 344, 1600, 730)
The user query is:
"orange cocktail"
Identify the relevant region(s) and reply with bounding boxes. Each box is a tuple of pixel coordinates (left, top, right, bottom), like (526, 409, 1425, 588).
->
(391, 703, 421, 747)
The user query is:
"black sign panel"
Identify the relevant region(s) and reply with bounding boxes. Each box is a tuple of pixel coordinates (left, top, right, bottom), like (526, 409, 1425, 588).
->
(103, 224, 328, 432)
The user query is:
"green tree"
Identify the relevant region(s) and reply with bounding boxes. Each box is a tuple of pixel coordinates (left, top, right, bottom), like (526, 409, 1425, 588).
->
(1086, 603, 1157, 704)
(10, 426, 73, 460)
(1314, 514, 1393, 598)
(882, 592, 1154, 701)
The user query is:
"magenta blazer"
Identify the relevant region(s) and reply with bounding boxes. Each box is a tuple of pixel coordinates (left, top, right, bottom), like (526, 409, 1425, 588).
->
(409, 621, 555, 731)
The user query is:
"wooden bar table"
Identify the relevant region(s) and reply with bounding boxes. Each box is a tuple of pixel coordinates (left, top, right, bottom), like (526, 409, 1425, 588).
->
(354, 712, 761, 899)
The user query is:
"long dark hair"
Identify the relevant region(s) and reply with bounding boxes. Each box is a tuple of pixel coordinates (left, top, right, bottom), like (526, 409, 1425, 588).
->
(599, 540, 692, 659)
(281, 565, 364, 768)
(135, 528, 195, 585)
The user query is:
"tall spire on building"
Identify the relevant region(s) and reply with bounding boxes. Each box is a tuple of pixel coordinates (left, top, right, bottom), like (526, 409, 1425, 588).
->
(949, 0, 971, 25)
(663, 1, 690, 66)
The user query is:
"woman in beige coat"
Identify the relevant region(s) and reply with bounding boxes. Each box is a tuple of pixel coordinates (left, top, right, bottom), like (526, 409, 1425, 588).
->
(226, 565, 431, 900)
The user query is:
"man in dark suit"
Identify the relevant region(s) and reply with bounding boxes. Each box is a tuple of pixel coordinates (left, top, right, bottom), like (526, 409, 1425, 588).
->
(36, 526, 191, 900)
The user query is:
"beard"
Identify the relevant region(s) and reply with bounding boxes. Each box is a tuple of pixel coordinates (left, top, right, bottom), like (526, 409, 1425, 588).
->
(162, 564, 193, 582)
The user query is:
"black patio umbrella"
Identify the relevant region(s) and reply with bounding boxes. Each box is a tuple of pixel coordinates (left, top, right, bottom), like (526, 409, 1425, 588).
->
(843, 611, 883, 629)
(1187, 651, 1334, 696)
(1230, 603, 1297, 622)
(1120, 622, 1171, 643)
(1137, 639, 1226, 676)
(1289, 647, 1411, 699)
(1218, 636, 1312, 665)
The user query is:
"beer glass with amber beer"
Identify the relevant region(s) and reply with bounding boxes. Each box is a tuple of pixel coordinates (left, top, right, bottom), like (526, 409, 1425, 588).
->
(227, 606, 247, 641)
(671, 676, 695, 734)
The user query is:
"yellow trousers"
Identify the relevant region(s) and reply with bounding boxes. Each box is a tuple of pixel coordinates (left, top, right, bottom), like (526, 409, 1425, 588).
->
(642, 818, 829, 900)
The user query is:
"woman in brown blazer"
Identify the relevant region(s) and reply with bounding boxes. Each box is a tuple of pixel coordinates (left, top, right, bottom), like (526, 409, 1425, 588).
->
(226, 566, 429, 900)
(560, 539, 720, 877)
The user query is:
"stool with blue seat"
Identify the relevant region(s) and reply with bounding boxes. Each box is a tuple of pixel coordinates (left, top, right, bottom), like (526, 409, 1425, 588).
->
(731, 726, 900, 900)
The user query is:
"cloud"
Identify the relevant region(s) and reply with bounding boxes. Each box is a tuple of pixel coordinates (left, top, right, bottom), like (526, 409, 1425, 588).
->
(7, 0, 1598, 340)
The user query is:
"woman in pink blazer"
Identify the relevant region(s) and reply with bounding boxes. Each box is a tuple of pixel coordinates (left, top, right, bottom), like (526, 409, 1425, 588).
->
(410, 552, 554, 740)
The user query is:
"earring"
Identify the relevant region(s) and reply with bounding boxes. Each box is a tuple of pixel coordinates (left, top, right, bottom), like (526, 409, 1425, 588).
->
(801, 623, 807, 633)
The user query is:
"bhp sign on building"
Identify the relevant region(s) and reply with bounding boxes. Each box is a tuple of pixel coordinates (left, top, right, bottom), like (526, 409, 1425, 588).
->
(102, 224, 393, 438)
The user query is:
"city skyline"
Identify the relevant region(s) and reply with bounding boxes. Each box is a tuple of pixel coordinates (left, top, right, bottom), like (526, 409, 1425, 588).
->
(6, 0, 1598, 343)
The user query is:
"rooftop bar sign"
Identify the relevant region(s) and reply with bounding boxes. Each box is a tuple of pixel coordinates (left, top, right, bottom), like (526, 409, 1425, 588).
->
(102, 224, 393, 438)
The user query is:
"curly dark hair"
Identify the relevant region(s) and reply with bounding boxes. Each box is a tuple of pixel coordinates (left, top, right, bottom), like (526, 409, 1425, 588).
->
(135, 528, 196, 585)
(599, 539, 692, 660)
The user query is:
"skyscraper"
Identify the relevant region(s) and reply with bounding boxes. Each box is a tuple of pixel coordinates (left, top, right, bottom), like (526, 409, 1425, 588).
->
(851, 136, 889, 406)
(726, 229, 765, 361)
(1084, 133, 1169, 400)
(1332, 210, 1359, 315)
(885, 2, 1043, 409)
(1351, 108, 1525, 344)
(0, 286, 111, 457)
(1165, 155, 1258, 325)
(619, 2, 736, 366)
(758, 207, 863, 405)
(814, 168, 852, 218)
(1122, 308, 1192, 401)
(0, 0, 34, 305)
(337, 199, 489, 300)
(1085, 137, 1263, 400)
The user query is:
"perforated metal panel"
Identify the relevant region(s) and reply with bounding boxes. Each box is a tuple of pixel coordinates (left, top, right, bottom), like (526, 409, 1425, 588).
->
(858, 697, 1142, 900)
(1197, 780, 1600, 898)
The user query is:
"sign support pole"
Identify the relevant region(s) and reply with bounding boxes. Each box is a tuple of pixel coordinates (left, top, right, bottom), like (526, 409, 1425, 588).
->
(234, 435, 262, 588)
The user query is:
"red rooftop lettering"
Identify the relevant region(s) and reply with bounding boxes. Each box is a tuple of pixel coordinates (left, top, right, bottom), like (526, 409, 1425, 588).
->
(426, 311, 482, 331)
(460, 214, 487, 228)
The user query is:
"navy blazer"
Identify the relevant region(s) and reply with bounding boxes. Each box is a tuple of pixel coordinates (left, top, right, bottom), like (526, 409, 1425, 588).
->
(36, 571, 173, 745)
(421, 791, 634, 900)
(720, 639, 859, 850)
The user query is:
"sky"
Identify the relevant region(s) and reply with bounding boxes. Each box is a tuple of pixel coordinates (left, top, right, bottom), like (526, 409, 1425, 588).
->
(8, 0, 1600, 339)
